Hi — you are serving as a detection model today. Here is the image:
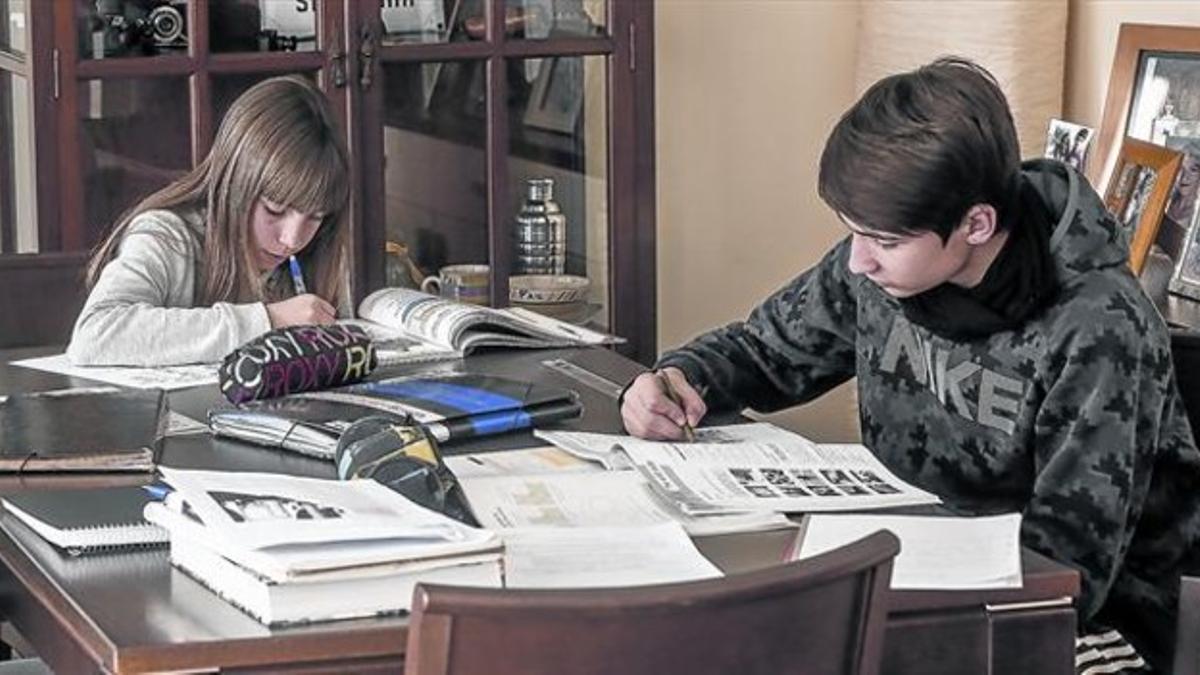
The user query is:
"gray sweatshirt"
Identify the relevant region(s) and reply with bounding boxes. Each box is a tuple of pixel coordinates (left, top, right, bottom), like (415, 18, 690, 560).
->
(66, 209, 272, 366)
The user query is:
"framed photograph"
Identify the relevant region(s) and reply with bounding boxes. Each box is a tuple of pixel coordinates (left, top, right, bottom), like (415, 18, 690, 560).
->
(1103, 137, 1183, 275)
(523, 56, 584, 135)
(1044, 118, 1095, 173)
(1167, 131, 1200, 300)
(1093, 23, 1200, 193)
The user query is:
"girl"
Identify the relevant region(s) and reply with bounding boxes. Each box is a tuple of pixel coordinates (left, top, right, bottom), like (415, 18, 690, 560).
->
(67, 75, 350, 366)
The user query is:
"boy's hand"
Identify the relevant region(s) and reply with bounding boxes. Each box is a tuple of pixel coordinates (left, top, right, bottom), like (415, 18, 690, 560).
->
(266, 294, 336, 328)
(621, 367, 707, 440)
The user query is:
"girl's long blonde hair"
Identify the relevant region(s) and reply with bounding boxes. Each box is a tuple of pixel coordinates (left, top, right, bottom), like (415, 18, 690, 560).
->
(86, 75, 351, 306)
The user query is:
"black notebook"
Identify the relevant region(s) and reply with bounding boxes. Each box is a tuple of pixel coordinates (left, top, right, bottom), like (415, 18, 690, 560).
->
(2, 486, 168, 554)
(0, 387, 166, 472)
(208, 373, 583, 460)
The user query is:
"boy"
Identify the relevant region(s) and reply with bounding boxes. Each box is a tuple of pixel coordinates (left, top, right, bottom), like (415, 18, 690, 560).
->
(622, 58, 1200, 672)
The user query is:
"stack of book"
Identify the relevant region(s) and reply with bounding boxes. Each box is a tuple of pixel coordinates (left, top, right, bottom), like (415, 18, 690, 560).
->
(0, 386, 166, 472)
(144, 467, 502, 626)
(208, 372, 584, 460)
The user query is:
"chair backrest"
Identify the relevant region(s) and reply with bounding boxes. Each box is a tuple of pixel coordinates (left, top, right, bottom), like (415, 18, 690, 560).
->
(0, 252, 89, 349)
(405, 530, 899, 675)
(1175, 576, 1200, 675)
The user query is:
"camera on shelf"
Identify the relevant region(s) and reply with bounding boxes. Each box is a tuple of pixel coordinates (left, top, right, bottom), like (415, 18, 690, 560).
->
(92, 0, 188, 57)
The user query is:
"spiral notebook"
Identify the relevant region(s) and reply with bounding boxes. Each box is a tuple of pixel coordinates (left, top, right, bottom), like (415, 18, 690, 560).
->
(1, 486, 168, 554)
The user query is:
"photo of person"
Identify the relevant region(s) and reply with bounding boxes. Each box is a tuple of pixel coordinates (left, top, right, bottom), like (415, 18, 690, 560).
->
(1043, 118, 1095, 172)
(213, 491, 347, 523)
(1121, 166, 1158, 232)
(1165, 137, 1200, 232)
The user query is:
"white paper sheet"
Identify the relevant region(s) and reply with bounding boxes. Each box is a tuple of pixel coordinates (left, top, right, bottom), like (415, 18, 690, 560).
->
(444, 446, 601, 479)
(502, 523, 722, 588)
(539, 423, 940, 514)
(797, 513, 1023, 590)
(460, 470, 791, 536)
(14, 354, 218, 391)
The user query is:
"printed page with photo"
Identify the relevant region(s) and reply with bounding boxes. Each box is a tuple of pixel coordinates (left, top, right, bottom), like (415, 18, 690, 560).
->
(538, 423, 940, 515)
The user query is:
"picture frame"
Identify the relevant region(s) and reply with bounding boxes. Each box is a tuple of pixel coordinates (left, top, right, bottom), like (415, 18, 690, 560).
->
(1167, 131, 1200, 300)
(1092, 23, 1200, 193)
(523, 56, 584, 135)
(1103, 137, 1183, 275)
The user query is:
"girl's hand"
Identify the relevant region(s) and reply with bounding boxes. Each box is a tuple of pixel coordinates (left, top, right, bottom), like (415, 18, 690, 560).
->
(266, 294, 336, 328)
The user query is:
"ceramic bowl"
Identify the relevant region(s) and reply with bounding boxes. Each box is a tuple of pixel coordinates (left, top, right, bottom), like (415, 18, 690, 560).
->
(509, 275, 590, 304)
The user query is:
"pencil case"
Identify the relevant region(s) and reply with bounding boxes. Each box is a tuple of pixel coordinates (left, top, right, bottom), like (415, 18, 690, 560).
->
(218, 324, 378, 404)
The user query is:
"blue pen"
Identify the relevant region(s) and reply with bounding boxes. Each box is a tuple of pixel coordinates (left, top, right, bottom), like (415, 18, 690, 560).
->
(141, 482, 172, 501)
(288, 255, 308, 294)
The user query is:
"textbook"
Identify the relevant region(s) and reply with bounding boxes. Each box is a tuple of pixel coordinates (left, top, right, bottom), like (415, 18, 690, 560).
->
(209, 373, 583, 460)
(2, 486, 168, 554)
(145, 468, 502, 626)
(0, 387, 167, 472)
(350, 287, 619, 366)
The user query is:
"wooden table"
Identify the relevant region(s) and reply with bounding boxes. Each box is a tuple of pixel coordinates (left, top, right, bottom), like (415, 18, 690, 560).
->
(0, 347, 1078, 674)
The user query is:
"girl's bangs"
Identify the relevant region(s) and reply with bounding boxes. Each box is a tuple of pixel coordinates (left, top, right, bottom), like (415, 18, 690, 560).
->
(259, 142, 348, 218)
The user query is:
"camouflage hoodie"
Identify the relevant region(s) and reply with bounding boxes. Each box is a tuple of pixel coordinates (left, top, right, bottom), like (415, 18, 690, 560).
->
(657, 159, 1200, 668)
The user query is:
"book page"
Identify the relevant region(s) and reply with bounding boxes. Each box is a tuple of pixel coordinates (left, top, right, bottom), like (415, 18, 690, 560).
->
(538, 423, 940, 514)
(502, 307, 621, 345)
(357, 288, 489, 350)
(157, 468, 494, 553)
(13, 354, 218, 390)
(460, 470, 792, 536)
(797, 513, 1023, 590)
(502, 523, 722, 588)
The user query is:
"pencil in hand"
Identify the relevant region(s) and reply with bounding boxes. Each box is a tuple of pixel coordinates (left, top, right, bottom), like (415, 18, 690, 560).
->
(656, 371, 696, 443)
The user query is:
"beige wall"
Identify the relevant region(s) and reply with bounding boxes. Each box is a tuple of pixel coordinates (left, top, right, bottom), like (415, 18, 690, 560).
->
(1065, 0, 1200, 127)
(655, 0, 861, 441)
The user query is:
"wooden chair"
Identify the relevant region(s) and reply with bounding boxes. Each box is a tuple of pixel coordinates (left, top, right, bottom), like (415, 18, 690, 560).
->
(405, 529, 899, 675)
(1170, 330, 1200, 675)
(0, 252, 89, 349)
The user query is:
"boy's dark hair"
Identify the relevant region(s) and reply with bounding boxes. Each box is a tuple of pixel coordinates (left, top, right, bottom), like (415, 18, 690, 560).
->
(818, 57, 1021, 241)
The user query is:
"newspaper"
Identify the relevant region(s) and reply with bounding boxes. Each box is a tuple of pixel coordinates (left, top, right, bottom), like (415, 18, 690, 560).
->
(537, 423, 941, 515)
(149, 467, 498, 581)
(13, 353, 218, 390)
(355, 288, 617, 366)
(797, 513, 1023, 590)
(460, 470, 793, 536)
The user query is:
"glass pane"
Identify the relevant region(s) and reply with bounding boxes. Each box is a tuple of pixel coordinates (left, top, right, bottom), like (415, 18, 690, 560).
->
(381, 60, 489, 302)
(0, 70, 35, 253)
(79, 77, 190, 248)
(381, 0, 481, 46)
(509, 55, 608, 328)
(2, 0, 27, 57)
(79, 0, 190, 59)
(508, 0, 606, 40)
(222, 0, 318, 54)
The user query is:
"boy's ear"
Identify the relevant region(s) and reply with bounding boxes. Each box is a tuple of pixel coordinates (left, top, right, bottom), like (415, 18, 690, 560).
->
(960, 204, 999, 245)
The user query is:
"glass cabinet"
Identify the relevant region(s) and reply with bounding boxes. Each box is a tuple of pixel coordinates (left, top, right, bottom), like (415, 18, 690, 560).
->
(0, 0, 656, 361)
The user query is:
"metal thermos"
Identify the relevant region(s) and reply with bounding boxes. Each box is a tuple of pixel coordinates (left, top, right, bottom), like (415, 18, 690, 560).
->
(514, 178, 566, 275)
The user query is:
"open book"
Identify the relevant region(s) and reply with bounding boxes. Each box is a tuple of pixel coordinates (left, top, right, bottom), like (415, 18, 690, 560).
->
(351, 288, 620, 366)
(536, 423, 942, 515)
